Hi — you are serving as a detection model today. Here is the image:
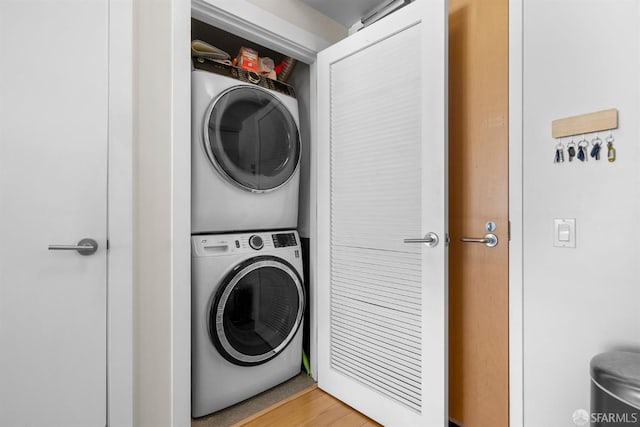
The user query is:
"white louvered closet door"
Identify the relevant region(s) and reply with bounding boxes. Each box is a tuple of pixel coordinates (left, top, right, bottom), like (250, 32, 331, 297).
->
(316, 1, 447, 425)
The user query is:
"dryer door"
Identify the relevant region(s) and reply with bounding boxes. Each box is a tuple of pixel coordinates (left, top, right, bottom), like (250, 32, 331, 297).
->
(204, 86, 301, 192)
(210, 255, 305, 366)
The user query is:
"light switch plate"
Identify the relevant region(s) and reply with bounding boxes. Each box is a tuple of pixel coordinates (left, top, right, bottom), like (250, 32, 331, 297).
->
(554, 218, 576, 248)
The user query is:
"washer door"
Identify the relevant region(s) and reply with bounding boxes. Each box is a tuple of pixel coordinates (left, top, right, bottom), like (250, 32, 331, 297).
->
(204, 86, 301, 192)
(210, 256, 305, 366)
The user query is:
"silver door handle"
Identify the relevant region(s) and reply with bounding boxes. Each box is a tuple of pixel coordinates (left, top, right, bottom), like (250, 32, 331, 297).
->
(403, 232, 439, 248)
(48, 238, 99, 256)
(459, 233, 498, 248)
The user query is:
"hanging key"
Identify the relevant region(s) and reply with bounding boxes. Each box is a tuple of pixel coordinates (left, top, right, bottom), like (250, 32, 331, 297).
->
(606, 135, 616, 162)
(567, 141, 576, 162)
(554, 143, 565, 163)
(590, 137, 602, 160)
(577, 139, 588, 162)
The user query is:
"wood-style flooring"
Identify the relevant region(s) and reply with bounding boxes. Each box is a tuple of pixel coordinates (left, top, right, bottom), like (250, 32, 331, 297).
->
(232, 385, 381, 427)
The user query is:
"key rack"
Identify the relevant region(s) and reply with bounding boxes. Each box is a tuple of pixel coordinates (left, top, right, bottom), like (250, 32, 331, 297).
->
(551, 108, 619, 164)
(552, 108, 618, 138)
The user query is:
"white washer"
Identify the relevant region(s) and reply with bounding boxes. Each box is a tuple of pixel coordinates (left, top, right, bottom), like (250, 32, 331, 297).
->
(191, 230, 305, 418)
(192, 69, 301, 234)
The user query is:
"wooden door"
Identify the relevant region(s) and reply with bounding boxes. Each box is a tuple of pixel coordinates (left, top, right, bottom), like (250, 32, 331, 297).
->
(448, 0, 509, 425)
(316, 1, 448, 425)
(0, 1, 109, 426)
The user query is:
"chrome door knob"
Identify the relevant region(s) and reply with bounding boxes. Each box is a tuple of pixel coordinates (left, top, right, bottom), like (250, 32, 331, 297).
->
(403, 232, 439, 248)
(48, 238, 99, 256)
(459, 233, 498, 248)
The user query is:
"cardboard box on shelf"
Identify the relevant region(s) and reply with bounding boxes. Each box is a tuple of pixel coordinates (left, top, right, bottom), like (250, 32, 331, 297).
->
(236, 47, 259, 72)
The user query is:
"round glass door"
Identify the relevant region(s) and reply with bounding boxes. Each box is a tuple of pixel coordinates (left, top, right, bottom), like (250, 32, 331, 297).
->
(204, 86, 301, 192)
(210, 256, 305, 366)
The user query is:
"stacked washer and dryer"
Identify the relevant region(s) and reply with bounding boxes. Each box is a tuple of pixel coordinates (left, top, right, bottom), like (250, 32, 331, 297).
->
(191, 65, 306, 418)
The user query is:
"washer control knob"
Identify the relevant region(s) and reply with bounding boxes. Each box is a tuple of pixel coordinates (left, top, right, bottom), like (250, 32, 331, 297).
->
(249, 235, 264, 250)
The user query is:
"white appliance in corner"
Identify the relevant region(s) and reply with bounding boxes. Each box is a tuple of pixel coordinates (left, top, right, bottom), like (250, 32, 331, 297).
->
(191, 69, 301, 234)
(191, 230, 305, 417)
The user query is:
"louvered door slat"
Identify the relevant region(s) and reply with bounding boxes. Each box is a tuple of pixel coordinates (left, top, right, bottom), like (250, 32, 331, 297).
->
(330, 332, 419, 372)
(331, 325, 419, 366)
(331, 300, 422, 337)
(332, 305, 421, 340)
(332, 268, 421, 294)
(332, 245, 423, 268)
(331, 278, 421, 309)
(331, 297, 421, 327)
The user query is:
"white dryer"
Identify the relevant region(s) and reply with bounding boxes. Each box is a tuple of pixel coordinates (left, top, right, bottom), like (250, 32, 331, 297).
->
(191, 69, 301, 234)
(191, 230, 305, 418)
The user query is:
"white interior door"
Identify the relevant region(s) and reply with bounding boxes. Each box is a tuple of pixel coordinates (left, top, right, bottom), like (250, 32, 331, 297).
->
(0, 1, 108, 426)
(316, 1, 448, 425)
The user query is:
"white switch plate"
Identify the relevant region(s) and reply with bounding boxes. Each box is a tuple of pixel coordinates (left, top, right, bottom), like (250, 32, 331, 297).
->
(554, 218, 576, 248)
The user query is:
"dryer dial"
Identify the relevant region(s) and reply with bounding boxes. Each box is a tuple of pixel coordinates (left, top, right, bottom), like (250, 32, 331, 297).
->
(249, 235, 264, 250)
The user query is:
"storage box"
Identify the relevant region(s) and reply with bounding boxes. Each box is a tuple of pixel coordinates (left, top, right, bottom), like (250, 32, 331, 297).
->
(236, 47, 259, 72)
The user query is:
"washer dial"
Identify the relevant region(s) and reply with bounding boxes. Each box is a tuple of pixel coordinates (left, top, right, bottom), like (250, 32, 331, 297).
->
(249, 235, 264, 250)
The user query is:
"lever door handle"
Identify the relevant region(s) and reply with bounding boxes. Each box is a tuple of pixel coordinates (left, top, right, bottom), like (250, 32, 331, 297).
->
(459, 233, 498, 248)
(48, 238, 99, 256)
(403, 232, 439, 248)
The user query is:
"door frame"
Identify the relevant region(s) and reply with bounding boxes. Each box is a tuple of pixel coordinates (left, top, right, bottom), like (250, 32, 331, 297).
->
(108, 0, 133, 424)
(508, 0, 524, 425)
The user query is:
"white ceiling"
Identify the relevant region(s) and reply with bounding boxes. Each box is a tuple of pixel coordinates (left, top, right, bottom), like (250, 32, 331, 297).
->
(301, 0, 385, 27)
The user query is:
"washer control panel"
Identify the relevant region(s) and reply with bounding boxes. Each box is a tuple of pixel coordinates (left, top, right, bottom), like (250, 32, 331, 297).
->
(193, 230, 300, 257)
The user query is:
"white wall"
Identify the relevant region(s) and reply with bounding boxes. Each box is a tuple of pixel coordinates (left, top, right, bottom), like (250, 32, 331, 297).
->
(523, 1, 640, 425)
(244, 0, 347, 43)
(134, 0, 191, 424)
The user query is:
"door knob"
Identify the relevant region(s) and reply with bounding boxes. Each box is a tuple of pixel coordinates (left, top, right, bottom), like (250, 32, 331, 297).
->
(48, 238, 99, 256)
(403, 232, 439, 248)
(459, 233, 498, 248)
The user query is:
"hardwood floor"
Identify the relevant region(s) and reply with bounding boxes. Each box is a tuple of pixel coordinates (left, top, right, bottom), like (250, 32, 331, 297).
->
(232, 386, 380, 427)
